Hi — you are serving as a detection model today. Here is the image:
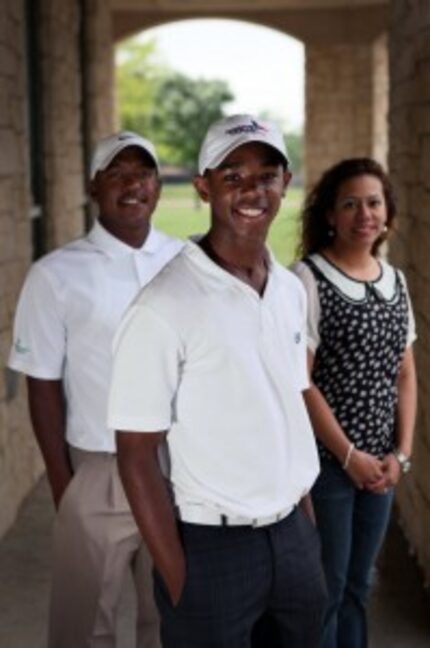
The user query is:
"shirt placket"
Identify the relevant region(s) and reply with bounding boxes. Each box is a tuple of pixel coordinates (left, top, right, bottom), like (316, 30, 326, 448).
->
(133, 252, 147, 288)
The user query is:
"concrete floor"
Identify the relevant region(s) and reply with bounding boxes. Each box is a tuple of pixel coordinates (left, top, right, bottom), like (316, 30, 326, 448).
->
(0, 476, 429, 647)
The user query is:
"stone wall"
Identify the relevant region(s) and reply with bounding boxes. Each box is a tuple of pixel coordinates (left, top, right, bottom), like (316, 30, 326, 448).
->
(82, 0, 115, 223)
(372, 33, 389, 165)
(0, 0, 115, 538)
(37, 0, 115, 245)
(0, 0, 41, 538)
(84, 0, 115, 152)
(38, 0, 86, 247)
(305, 37, 388, 189)
(389, 0, 430, 585)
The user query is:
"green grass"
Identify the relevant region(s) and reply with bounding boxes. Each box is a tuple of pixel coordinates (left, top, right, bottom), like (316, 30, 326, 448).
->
(154, 183, 303, 266)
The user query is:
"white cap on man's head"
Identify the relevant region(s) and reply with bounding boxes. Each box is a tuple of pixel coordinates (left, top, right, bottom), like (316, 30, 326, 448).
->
(198, 114, 289, 175)
(90, 130, 159, 179)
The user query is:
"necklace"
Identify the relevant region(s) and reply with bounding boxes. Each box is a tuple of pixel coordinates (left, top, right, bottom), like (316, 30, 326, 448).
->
(322, 248, 380, 282)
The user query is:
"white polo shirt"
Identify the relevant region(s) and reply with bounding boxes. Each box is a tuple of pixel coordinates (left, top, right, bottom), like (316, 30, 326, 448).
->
(108, 240, 319, 519)
(8, 221, 183, 452)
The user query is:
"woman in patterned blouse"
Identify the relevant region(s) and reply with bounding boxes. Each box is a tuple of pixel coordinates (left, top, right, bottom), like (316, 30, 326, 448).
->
(292, 158, 417, 648)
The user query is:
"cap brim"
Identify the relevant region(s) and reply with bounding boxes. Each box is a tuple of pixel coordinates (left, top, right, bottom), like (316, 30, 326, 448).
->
(91, 140, 159, 179)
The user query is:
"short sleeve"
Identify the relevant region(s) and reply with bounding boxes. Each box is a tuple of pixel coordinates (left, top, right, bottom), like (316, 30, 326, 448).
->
(290, 261, 321, 353)
(398, 270, 417, 347)
(108, 304, 181, 432)
(8, 264, 66, 379)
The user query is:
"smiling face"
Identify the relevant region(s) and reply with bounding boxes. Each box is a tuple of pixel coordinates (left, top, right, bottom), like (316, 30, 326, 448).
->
(90, 146, 161, 246)
(194, 141, 291, 248)
(328, 174, 388, 252)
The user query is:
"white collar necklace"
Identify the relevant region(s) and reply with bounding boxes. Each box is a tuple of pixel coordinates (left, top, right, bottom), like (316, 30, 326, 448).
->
(308, 253, 399, 303)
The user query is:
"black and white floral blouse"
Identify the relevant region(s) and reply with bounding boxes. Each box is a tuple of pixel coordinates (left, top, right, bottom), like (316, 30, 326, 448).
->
(293, 254, 416, 461)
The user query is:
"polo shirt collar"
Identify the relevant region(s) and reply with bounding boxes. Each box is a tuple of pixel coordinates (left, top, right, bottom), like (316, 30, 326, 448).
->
(87, 220, 163, 259)
(184, 238, 278, 295)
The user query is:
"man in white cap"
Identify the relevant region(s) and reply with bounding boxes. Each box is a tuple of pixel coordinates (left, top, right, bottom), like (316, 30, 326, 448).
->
(108, 114, 327, 647)
(8, 131, 183, 648)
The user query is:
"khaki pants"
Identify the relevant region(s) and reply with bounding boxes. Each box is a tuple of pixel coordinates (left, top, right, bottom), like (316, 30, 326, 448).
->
(48, 447, 161, 648)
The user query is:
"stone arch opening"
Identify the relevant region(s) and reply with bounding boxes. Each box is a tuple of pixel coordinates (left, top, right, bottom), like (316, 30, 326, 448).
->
(112, 11, 388, 190)
(113, 17, 305, 151)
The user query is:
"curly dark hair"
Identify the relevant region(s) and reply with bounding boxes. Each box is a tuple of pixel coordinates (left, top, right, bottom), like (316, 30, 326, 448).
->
(297, 158, 397, 258)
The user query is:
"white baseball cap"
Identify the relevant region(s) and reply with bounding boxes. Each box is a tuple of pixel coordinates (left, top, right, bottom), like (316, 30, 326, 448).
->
(90, 130, 159, 179)
(198, 114, 289, 175)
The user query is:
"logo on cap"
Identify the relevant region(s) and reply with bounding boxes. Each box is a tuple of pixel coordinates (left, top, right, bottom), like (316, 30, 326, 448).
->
(225, 120, 268, 136)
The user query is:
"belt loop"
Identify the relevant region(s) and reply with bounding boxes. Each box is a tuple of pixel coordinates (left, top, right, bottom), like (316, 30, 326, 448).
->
(221, 514, 228, 526)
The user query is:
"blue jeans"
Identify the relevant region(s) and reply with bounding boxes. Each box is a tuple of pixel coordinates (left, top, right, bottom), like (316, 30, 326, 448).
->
(312, 459, 393, 648)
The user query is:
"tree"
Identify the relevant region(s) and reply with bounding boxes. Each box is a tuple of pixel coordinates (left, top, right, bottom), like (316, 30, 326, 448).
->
(284, 131, 303, 179)
(116, 37, 167, 135)
(150, 73, 234, 170)
(256, 110, 303, 180)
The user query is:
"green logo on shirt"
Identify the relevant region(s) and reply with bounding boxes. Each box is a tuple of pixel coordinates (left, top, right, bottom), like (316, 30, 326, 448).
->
(14, 338, 30, 354)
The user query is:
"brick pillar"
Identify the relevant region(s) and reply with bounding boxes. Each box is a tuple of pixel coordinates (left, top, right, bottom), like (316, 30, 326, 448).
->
(0, 0, 43, 538)
(36, 1, 115, 244)
(389, 0, 430, 586)
(81, 0, 115, 223)
(83, 0, 115, 160)
(0, 0, 115, 539)
(38, 0, 86, 247)
(305, 37, 388, 189)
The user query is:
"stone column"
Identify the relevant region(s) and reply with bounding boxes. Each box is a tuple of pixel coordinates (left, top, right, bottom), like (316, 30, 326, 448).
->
(82, 0, 115, 163)
(0, 0, 115, 539)
(37, 0, 115, 242)
(38, 0, 86, 247)
(0, 0, 42, 538)
(389, 0, 430, 586)
(81, 0, 115, 223)
(305, 36, 388, 189)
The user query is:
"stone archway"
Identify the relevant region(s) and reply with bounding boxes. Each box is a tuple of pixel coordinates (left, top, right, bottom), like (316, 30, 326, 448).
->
(110, 1, 389, 188)
(4, 0, 430, 591)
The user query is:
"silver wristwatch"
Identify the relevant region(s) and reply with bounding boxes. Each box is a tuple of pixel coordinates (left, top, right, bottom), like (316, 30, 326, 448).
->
(393, 449, 411, 474)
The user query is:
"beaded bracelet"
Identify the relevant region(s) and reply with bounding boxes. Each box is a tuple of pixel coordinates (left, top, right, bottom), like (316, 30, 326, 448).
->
(342, 442, 355, 470)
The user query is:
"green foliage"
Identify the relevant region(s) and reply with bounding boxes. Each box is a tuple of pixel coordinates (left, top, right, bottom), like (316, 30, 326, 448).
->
(150, 73, 234, 170)
(254, 110, 303, 178)
(285, 131, 303, 177)
(115, 37, 167, 135)
(115, 37, 300, 179)
(116, 39, 234, 170)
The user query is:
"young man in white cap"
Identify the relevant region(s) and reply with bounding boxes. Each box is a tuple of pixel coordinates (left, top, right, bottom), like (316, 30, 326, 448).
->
(108, 114, 327, 647)
(8, 131, 183, 648)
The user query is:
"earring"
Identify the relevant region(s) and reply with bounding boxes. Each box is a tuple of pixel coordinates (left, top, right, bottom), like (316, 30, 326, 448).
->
(383, 225, 388, 233)
(328, 227, 335, 238)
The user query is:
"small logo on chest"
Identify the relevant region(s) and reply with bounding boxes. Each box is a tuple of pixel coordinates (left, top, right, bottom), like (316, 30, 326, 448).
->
(14, 338, 30, 354)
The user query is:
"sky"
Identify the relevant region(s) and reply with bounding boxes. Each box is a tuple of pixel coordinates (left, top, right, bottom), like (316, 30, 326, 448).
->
(136, 19, 304, 132)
